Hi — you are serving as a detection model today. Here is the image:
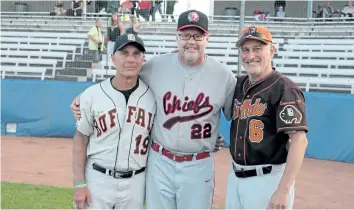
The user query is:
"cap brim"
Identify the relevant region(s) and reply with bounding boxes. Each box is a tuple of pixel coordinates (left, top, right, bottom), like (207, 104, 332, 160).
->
(236, 37, 271, 48)
(177, 25, 208, 34)
(116, 41, 146, 53)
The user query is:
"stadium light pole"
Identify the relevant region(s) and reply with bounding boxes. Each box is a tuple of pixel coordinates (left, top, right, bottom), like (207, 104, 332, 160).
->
(237, 0, 246, 76)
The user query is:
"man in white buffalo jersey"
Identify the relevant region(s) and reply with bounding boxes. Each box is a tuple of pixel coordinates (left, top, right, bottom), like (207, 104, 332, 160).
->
(72, 33, 156, 209)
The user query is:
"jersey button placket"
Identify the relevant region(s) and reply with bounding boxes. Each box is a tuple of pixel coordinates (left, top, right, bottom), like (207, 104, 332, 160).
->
(238, 136, 243, 157)
(178, 73, 190, 152)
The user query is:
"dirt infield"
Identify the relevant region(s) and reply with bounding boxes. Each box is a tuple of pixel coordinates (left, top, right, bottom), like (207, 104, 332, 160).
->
(2, 136, 354, 209)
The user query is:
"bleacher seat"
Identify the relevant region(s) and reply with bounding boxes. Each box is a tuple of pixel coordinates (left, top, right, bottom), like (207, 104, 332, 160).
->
(1, 36, 84, 54)
(0, 66, 47, 80)
(1, 13, 354, 94)
(283, 44, 354, 53)
(1, 43, 77, 61)
(1, 50, 67, 68)
(1, 57, 57, 77)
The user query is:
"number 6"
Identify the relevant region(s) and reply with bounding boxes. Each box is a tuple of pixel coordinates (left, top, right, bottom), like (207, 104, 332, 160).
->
(249, 119, 264, 143)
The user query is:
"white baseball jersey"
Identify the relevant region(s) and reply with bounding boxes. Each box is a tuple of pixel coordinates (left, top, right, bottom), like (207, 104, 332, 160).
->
(77, 77, 156, 171)
(140, 52, 236, 154)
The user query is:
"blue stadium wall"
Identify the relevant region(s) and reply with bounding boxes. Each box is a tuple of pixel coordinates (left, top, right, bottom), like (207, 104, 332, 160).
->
(2, 79, 354, 163)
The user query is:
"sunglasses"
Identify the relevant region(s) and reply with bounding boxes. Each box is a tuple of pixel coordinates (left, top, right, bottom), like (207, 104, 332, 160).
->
(240, 31, 271, 42)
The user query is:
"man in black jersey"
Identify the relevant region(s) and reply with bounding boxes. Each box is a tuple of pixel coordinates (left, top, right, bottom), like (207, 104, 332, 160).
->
(225, 25, 309, 209)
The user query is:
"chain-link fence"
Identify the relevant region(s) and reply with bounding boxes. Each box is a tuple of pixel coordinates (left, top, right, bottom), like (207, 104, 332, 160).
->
(225, 0, 353, 95)
(0, 0, 179, 82)
(1, 0, 353, 94)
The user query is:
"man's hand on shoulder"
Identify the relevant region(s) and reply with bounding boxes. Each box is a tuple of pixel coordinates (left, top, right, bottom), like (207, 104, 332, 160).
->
(214, 134, 225, 152)
(70, 96, 81, 120)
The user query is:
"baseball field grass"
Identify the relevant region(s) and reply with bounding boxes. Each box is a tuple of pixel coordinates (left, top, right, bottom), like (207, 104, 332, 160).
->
(1, 182, 74, 209)
(1, 182, 223, 209)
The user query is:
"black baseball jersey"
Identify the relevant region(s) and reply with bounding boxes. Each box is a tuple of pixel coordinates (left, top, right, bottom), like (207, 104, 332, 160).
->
(229, 70, 308, 166)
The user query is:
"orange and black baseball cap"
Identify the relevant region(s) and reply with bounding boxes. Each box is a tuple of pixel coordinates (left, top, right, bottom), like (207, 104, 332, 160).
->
(177, 10, 208, 34)
(236, 25, 273, 47)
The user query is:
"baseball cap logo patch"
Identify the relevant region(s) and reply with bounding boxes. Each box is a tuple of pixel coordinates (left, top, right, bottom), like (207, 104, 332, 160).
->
(188, 12, 199, 22)
(248, 26, 257, 35)
(127, 34, 136, 41)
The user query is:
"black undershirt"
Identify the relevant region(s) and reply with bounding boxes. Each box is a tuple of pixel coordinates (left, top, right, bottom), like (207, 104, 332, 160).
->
(111, 77, 139, 103)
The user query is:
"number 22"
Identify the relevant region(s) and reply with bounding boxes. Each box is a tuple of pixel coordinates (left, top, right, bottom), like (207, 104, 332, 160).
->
(191, 123, 212, 139)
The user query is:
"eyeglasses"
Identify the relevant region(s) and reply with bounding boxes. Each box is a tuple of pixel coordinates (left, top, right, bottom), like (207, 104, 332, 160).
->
(178, 34, 205, 41)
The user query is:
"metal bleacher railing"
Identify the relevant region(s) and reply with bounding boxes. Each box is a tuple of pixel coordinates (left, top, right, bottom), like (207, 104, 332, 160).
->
(1, 12, 354, 94)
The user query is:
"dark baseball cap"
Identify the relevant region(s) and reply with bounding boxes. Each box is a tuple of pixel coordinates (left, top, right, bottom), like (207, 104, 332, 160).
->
(177, 10, 208, 34)
(113, 33, 145, 53)
(236, 25, 273, 47)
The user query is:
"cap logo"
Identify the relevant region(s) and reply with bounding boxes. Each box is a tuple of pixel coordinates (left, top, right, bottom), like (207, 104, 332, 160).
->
(248, 26, 257, 34)
(127, 34, 136, 41)
(188, 12, 199, 22)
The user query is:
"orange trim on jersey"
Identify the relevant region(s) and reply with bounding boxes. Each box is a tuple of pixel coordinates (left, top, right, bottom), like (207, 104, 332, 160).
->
(241, 76, 281, 165)
(277, 126, 308, 133)
(243, 78, 248, 95)
(243, 71, 276, 95)
(251, 75, 280, 96)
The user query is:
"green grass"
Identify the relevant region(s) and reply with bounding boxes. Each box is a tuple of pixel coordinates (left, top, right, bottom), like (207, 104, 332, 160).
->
(1, 182, 74, 209)
(1, 182, 224, 209)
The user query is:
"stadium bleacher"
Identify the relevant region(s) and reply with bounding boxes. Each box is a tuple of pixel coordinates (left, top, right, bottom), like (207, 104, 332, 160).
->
(1, 13, 353, 94)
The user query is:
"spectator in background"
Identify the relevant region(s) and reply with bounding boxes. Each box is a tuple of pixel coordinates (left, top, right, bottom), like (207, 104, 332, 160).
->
(138, 0, 152, 21)
(274, 0, 286, 16)
(276, 6, 285, 18)
(342, 1, 354, 19)
(88, 19, 105, 69)
(95, 0, 108, 13)
(119, 0, 134, 21)
(108, 0, 119, 13)
(107, 12, 125, 55)
(125, 15, 140, 35)
(321, 2, 335, 20)
(131, 0, 139, 17)
(66, 0, 83, 16)
(253, 8, 269, 22)
(50, 1, 66, 16)
(151, 0, 163, 21)
(72, 0, 83, 16)
(164, 0, 176, 22)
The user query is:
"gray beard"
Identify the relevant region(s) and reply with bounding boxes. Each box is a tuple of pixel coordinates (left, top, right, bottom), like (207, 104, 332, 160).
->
(184, 54, 199, 63)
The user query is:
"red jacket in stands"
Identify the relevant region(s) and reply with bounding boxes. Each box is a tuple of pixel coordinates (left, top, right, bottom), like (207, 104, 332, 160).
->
(138, 1, 152, 10)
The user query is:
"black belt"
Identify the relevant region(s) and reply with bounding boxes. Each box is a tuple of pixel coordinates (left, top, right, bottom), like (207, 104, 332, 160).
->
(233, 165, 272, 178)
(92, 163, 145, 179)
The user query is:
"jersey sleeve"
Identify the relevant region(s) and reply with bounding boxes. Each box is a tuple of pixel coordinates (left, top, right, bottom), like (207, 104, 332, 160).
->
(139, 58, 154, 87)
(276, 87, 308, 133)
(223, 72, 237, 121)
(76, 90, 94, 137)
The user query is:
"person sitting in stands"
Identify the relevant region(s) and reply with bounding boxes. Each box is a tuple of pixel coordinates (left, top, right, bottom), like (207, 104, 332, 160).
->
(50, 1, 66, 16)
(66, 0, 83, 16)
(277, 6, 286, 18)
(341, 1, 354, 19)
